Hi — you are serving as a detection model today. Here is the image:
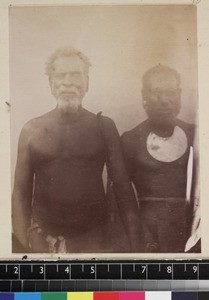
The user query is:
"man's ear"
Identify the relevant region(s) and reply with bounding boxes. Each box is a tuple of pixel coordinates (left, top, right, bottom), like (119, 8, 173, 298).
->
(49, 76, 55, 96)
(49, 76, 52, 88)
(176, 88, 182, 114)
(86, 75, 89, 92)
(142, 89, 147, 110)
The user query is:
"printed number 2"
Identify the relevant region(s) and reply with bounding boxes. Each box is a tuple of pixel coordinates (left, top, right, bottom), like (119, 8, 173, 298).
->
(14, 266, 19, 274)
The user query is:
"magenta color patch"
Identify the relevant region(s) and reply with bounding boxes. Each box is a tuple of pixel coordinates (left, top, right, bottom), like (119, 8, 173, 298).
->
(119, 292, 145, 300)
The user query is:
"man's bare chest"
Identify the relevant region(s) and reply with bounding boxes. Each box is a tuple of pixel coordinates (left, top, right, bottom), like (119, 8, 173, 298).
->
(29, 123, 104, 165)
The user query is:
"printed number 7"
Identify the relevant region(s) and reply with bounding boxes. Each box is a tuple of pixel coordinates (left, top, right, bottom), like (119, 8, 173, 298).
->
(142, 266, 146, 273)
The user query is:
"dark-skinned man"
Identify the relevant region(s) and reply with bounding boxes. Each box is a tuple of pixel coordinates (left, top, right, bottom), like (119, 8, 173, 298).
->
(12, 46, 139, 253)
(122, 65, 197, 253)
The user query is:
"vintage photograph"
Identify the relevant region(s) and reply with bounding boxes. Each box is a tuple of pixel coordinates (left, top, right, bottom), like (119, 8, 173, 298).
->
(9, 5, 200, 254)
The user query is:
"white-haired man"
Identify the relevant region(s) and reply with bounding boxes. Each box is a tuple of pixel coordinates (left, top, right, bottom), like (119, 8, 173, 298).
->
(122, 65, 198, 253)
(12, 47, 139, 253)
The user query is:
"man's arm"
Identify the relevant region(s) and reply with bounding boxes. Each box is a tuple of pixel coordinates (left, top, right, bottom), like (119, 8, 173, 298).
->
(102, 116, 140, 252)
(190, 124, 200, 235)
(12, 123, 34, 250)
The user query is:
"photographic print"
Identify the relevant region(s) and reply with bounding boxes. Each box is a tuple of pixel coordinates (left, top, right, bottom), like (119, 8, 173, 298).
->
(9, 4, 200, 254)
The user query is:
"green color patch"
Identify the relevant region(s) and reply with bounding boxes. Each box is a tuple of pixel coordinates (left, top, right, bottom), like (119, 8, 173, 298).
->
(42, 292, 67, 300)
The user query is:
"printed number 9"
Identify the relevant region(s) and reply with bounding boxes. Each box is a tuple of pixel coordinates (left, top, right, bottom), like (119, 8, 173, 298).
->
(193, 266, 198, 273)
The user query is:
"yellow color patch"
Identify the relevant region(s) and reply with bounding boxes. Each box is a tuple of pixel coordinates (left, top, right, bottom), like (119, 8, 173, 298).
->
(67, 292, 93, 300)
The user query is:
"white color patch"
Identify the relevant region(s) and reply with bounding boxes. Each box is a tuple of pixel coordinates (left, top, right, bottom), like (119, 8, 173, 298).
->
(146, 126, 188, 162)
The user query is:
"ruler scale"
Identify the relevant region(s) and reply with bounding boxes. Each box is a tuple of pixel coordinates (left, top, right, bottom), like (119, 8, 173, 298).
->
(0, 261, 209, 292)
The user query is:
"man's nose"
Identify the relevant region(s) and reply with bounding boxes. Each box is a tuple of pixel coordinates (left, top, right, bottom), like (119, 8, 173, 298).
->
(159, 93, 170, 106)
(63, 73, 73, 86)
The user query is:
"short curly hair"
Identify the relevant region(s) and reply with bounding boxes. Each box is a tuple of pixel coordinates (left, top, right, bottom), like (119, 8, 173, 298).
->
(45, 46, 91, 77)
(142, 64, 181, 89)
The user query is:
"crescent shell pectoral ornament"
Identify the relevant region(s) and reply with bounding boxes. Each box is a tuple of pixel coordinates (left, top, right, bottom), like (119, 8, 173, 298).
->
(146, 126, 188, 162)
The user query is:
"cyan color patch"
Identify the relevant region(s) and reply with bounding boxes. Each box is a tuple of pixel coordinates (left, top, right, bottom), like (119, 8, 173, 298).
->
(15, 293, 41, 300)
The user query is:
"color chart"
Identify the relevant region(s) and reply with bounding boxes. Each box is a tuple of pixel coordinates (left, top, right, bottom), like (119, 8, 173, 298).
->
(0, 292, 209, 300)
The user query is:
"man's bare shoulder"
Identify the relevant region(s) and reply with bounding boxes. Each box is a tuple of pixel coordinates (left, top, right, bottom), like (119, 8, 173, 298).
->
(101, 115, 116, 127)
(20, 110, 55, 139)
(176, 118, 195, 131)
(121, 119, 149, 141)
(98, 114, 120, 136)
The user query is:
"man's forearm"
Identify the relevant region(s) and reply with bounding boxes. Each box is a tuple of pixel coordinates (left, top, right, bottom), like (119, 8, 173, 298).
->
(119, 205, 140, 252)
(12, 193, 31, 250)
(115, 187, 140, 251)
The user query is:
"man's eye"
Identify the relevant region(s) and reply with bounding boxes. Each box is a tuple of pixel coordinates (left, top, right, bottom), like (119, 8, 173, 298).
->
(54, 73, 64, 79)
(73, 73, 82, 79)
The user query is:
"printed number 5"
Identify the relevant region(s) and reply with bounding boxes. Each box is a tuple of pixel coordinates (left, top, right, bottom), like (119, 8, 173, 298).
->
(91, 266, 95, 274)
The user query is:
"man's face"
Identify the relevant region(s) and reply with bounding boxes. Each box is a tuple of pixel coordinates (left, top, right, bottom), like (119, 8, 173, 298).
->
(142, 72, 181, 125)
(50, 55, 89, 113)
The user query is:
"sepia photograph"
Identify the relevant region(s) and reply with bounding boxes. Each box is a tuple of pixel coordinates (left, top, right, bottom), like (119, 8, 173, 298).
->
(7, 3, 200, 255)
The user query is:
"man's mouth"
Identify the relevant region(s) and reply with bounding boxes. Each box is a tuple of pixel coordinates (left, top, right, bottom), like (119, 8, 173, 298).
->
(61, 91, 77, 96)
(157, 108, 173, 114)
(59, 91, 79, 99)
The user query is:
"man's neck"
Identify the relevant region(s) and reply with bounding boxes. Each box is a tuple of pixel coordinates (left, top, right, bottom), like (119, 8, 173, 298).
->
(54, 106, 84, 123)
(149, 119, 176, 138)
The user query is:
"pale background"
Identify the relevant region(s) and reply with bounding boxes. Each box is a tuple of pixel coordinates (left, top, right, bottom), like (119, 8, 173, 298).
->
(1, 0, 208, 259)
(10, 5, 198, 186)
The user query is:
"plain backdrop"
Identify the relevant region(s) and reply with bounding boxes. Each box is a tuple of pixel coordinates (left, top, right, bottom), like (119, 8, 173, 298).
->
(10, 5, 198, 186)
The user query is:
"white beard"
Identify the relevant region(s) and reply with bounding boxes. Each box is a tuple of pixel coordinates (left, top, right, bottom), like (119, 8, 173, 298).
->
(57, 97, 81, 114)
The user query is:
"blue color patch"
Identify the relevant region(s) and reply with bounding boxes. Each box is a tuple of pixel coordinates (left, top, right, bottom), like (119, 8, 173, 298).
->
(15, 293, 41, 300)
(0, 293, 14, 300)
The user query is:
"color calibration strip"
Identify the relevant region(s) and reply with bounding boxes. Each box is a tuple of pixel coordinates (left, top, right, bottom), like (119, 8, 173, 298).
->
(0, 292, 209, 299)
